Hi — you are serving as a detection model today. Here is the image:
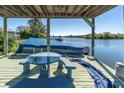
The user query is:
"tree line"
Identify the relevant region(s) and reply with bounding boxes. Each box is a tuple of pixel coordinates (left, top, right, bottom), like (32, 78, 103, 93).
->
(65, 32, 124, 39)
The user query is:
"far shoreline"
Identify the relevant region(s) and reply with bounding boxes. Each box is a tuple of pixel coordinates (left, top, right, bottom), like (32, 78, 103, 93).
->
(63, 37, 124, 40)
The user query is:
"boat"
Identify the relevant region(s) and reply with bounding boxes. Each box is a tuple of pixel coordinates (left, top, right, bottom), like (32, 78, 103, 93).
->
(55, 36, 63, 42)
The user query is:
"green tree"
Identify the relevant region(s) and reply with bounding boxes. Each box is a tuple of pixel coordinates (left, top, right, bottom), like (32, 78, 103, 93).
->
(19, 30, 32, 39)
(27, 18, 46, 37)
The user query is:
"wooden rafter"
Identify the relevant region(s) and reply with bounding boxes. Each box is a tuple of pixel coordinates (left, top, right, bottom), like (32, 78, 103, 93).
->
(27, 5, 39, 16)
(25, 6, 37, 16)
(77, 5, 89, 17)
(71, 5, 79, 16)
(59, 5, 61, 16)
(0, 6, 17, 17)
(8, 6, 24, 16)
(65, 6, 70, 16)
(34, 5, 44, 17)
(91, 6, 116, 18)
(83, 5, 100, 17)
(43, 6, 49, 17)
(16, 5, 28, 16)
(86, 5, 107, 18)
(52, 6, 55, 16)
(1, 6, 19, 16)
(0, 11, 8, 17)
(0, 13, 6, 17)
(18, 5, 33, 17)
(88, 5, 116, 18)
(39, 6, 46, 17)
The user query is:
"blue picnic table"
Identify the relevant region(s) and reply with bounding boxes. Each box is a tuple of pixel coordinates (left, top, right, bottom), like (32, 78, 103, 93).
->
(20, 52, 76, 80)
(26, 52, 61, 77)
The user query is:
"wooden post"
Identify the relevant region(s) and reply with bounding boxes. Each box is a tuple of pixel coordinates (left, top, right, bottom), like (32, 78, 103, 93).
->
(83, 18, 95, 56)
(46, 18, 51, 77)
(91, 18, 95, 56)
(47, 18, 50, 52)
(3, 17, 8, 55)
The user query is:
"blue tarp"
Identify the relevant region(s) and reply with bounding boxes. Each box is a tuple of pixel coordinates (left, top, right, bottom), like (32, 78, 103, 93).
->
(16, 38, 84, 53)
(71, 59, 116, 88)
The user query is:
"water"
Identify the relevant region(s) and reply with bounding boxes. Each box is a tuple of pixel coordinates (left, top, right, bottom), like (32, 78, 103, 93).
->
(63, 38, 124, 69)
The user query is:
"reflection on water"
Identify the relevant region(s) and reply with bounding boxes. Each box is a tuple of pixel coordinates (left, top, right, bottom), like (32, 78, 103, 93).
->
(63, 38, 124, 69)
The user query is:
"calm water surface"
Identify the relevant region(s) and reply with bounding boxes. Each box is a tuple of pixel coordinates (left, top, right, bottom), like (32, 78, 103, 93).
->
(63, 38, 124, 69)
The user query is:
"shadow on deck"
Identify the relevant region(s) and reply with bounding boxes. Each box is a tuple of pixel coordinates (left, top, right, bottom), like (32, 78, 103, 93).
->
(5, 66, 75, 88)
(8, 53, 31, 59)
(11, 76, 74, 88)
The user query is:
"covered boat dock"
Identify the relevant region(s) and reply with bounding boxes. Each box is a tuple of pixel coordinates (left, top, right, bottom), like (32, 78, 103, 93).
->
(0, 5, 117, 56)
(0, 5, 124, 88)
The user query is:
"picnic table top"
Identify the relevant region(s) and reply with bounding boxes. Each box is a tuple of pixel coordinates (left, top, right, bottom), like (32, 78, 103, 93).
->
(27, 52, 61, 65)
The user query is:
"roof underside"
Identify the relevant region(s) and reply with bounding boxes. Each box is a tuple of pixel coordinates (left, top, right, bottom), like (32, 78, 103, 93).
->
(0, 5, 117, 18)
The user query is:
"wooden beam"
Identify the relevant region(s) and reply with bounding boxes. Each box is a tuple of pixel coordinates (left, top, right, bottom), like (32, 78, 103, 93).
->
(18, 5, 33, 17)
(3, 17, 8, 55)
(54, 5, 59, 16)
(29, 5, 43, 17)
(83, 6, 99, 17)
(83, 18, 95, 28)
(52, 6, 55, 16)
(26, 5, 38, 16)
(88, 5, 116, 18)
(77, 5, 89, 17)
(47, 18, 50, 52)
(65, 6, 69, 16)
(59, 5, 61, 17)
(0, 6, 14, 17)
(1, 6, 19, 16)
(34, 5, 45, 17)
(0, 10, 9, 17)
(91, 18, 95, 56)
(92, 5, 116, 18)
(87, 5, 107, 18)
(9, 6, 24, 16)
(39, 6, 46, 17)
(4, 16, 84, 18)
(23, 6, 37, 16)
(16, 5, 29, 16)
(71, 5, 79, 16)
(43, 6, 49, 17)
(0, 13, 6, 17)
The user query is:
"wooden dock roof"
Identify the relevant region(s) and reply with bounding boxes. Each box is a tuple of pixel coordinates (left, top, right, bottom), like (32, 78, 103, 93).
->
(0, 5, 117, 18)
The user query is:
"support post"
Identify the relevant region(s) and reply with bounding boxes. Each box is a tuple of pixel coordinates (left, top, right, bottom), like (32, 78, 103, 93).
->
(46, 18, 51, 77)
(3, 17, 8, 55)
(83, 18, 95, 56)
(91, 18, 95, 56)
(47, 18, 50, 52)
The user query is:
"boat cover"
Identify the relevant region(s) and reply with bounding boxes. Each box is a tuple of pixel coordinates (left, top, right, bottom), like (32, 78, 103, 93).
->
(71, 59, 116, 88)
(16, 38, 84, 53)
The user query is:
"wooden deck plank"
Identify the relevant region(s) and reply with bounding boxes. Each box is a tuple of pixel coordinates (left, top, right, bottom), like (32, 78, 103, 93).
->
(0, 54, 124, 88)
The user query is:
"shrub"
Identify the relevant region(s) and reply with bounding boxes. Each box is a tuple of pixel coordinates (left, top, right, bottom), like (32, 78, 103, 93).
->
(19, 30, 47, 39)
(19, 30, 32, 39)
(0, 29, 18, 53)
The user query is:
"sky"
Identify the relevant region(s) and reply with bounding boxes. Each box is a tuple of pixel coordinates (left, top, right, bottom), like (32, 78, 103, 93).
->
(0, 5, 123, 36)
